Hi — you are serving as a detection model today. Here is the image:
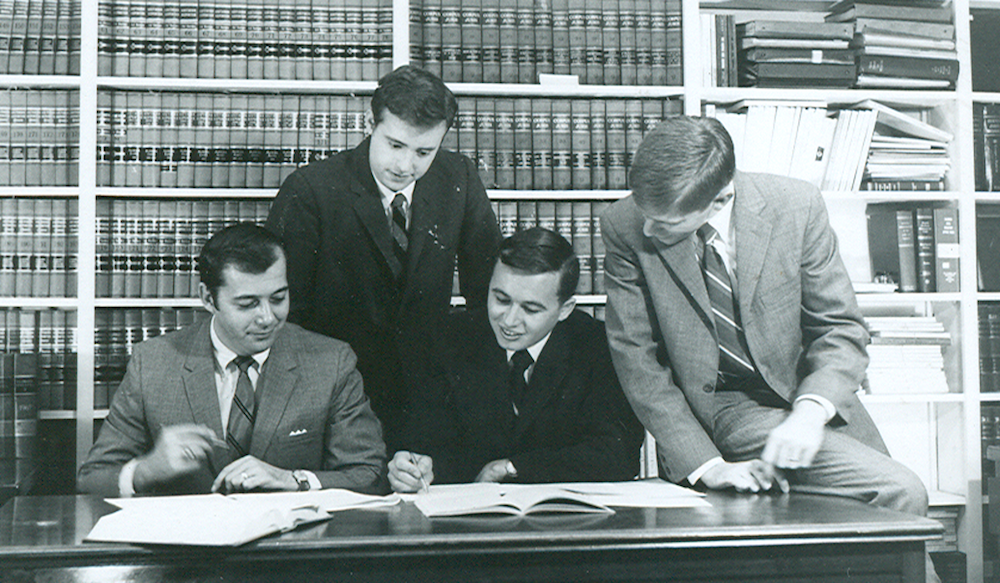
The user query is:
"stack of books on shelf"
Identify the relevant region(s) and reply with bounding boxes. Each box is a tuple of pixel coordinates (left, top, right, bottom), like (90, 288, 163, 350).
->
(493, 199, 608, 295)
(98, 0, 392, 80)
(823, 0, 957, 89)
(0, 197, 78, 298)
(734, 19, 855, 88)
(95, 198, 271, 299)
(95, 307, 206, 408)
(856, 99, 952, 192)
(410, 0, 682, 85)
(0, 89, 80, 187)
(0, 0, 81, 75)
(866, 202, 959, 294)
(0, 309, 76, 413)
(980, 303, 1000, 393)
(863, 315, 950, 395)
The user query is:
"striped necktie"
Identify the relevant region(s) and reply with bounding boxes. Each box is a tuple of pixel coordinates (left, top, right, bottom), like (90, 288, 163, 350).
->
(698, 225, 756, 375)
(390, 193, 409, 264)
(226, 355, 257, 458)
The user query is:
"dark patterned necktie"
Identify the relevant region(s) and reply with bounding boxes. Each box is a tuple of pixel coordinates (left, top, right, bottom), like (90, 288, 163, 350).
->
(226, 355, 256, 458)
(509, 349, 534, 416)
(698, 225, 755, 375)
(390, 193, 409, 264)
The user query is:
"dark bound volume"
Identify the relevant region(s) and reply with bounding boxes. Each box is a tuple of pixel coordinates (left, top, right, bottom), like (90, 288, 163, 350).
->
(856, 54, 959, 82)
(12, 351, 37, 460)
(978, 205, 1000, 291)
(971, 9, 1000, 92)
(866, 202, 916, 292)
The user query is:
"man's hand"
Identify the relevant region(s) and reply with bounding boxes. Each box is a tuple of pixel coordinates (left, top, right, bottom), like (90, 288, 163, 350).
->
(388, 451, 434, 493)
(475, 459, 514, 483)
(700, 460, 789, 493)
(133, 424, 218, 492)
(761, 399, 827, 470)
(212, 456, 299, 493)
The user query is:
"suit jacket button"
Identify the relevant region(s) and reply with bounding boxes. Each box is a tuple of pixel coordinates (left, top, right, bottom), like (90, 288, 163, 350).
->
(702, 384, 714, 393)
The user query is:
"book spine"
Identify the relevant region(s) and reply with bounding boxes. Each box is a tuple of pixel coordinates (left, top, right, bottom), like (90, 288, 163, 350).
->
(606, 100, 627, 190)
(480, 0, 499, 82)
(531, 98, 552, 190)
(123, 199, 143, 298)
(896, 207, 917, 293)
(914, 207, 936, 293)
(601, 0, 619, 85)
(275, 2, 295, 80)
(460, 0, 482, 83)
(178, 0, 198, 78)
(550, 0, 569, 76)
(127, 0, 147, 77)
(551, 99, 572, 190)
(856, 54, 959, 82)
(14, 198, 33, 296)
(933, 207, 960, 293)
(49, 197, 66, 297)
(572, 200, 592, 294)
(590, 98, 607, 189)
(210, 93, 232, 188)
(570, 98, 591, 189)
(95, 198, 111, 297)
(144, 0, 164, 78)
(515, 0, 534, 84)
(160, 0, 180, 77)
(494, 98, 514, 189)
(583, 0, 602, 84)
(476, 97, 496, 189)
(409, 0, 422, 68)
(31, 198, 51, 297)
(261, 0, 279, 79)
(513, 98, 533, 189)
(13, 350, 36, 460)
(140, 199, 158, 298)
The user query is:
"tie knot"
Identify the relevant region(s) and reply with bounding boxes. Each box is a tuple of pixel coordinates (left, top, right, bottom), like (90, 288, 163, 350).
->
(697, 224, 718, 245)
(232, 355, 256, 374)
(510, 350, 533, 373)
(391, 193, 407, 212)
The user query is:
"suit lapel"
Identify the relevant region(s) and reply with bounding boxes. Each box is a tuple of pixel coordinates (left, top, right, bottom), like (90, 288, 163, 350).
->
(349, 139, 404, 279)
(732, 175, 772, 311)
(513, 323, 569, 441)
(652, 235, 715, 334)
(181, 321, 224, 437)
(250, 328, 299, 459)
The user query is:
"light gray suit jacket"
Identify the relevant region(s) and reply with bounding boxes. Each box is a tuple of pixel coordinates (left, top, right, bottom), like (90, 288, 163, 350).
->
(602, 171, 887, 483)
(77, 321, 388, 497)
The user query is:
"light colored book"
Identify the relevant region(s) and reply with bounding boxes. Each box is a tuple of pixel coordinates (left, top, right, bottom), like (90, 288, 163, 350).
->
(412, 483, 615, 517)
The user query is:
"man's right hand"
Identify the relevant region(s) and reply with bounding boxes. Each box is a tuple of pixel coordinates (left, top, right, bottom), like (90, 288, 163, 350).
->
(700, 459, 789, 494)
(132, 424, 219, 493)
(388, 450, 434, 493)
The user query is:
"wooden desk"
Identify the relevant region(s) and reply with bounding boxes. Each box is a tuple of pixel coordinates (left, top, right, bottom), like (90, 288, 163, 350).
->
(0, 491, 941, 583)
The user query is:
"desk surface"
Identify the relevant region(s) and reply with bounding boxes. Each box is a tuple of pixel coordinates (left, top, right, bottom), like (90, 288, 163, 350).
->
(0, 491, 943, 583)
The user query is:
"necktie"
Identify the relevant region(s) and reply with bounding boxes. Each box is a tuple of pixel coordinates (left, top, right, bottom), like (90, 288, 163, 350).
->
(226, 355, 257, 458)
(390, 193, 409, 263)
(509, 349, 534, 416)
(698, 225, 755, 375)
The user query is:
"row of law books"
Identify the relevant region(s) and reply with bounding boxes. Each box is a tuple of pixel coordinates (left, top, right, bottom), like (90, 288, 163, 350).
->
(862, 315, 951, 394)
(409, 0, 682, 86)
(97, 91, 370, 189)
(97, 0, 392, 81)
(0, 309, 76, 414)
(0, 197, 78, 298)
(709, 99, 951, 193)
(493, 199, 609, 295)
(0, 89, 80, 187)
(450, 96, 683, 191)
(866, 202, 960, 294)
(95, 307, 206, 409)
(0, 0, 81, 75)
(980, 304, 1000, 394)
(95, 198, 270, 299)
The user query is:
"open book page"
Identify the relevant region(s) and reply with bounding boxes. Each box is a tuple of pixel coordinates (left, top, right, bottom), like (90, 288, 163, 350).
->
(229, 489, 402, 513)
(412, 483, 614, 517)
(547, 479, 711, 508)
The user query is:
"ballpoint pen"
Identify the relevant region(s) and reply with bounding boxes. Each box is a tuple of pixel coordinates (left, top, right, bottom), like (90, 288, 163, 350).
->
(408, 452, 430, 493)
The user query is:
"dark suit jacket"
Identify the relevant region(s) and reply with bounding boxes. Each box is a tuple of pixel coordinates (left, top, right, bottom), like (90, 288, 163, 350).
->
(403, 309, 644, 484)
(77, 321, 388, 497)
(602, 172, 887, 483)
(265, 138, 502, 446)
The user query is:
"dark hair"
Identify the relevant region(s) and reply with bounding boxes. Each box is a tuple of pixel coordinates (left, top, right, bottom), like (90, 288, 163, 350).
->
(628, 116, 736, 215)
(497, 227, 579, 304)
(197, 222, 285, 299)
(370, 65, 458, 130)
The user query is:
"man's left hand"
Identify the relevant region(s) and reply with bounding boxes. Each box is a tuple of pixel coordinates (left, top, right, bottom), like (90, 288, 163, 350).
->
(212, 456, 298, 493)
(761, 399, 828, 470)
(475, 459, 514, 483)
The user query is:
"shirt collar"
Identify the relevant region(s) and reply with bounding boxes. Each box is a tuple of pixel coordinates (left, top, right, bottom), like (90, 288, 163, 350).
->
(209, 316, 270, 372)
(706, 191, 735, 246)
(373, 174, 416, 211)
(506, 330, 553, 364)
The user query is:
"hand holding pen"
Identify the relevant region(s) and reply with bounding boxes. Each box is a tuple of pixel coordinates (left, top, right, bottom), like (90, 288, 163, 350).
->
(387, 450, 434, 493)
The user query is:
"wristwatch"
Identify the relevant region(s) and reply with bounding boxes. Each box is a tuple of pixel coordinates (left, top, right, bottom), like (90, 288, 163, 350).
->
(504, 460, 518, 479)
(292, 469, 311, 491)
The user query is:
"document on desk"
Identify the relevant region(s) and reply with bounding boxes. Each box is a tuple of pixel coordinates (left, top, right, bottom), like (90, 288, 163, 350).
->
(410, 483, 616, 517)
(550, 479, 712, 508)
(85, 489, 401, 546)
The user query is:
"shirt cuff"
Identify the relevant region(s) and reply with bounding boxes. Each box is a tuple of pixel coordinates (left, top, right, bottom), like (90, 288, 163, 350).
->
(301, 470, 322, 490)
(793, 394, 837, 423)
(687, 456, 725, 486)
(118, 458, 140, 497)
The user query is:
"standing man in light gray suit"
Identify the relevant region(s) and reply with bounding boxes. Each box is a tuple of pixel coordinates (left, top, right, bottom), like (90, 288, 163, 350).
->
(78, 223, 387, 498)
(602, 117, 939, 580)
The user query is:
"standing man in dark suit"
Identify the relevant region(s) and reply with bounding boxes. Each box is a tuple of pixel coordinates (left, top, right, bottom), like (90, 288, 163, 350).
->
(78, 223, 387, 497)
(266, 65, 502, 450)
(388, 228, 644, 491)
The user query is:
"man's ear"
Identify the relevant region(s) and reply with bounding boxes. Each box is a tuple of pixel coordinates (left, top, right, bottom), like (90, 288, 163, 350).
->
(557, 297, 577, 322)
(198, 282, 217, 314)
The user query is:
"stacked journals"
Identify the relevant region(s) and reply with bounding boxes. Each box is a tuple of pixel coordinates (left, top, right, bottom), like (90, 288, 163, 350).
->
(97, 0, 392, 80)
(824, 0, 958, 89)
(735, 19, 855, 88)
(94, 307, 206, 408)
(0, 309, 76, 413)
(0, 90, 80, 187)
(856, 99, 952, 191)
(866, 202, 959, 293)
(0, 197, 78, 298)
(0, 0, 81, 75)
(863, 315, 951, 394)
(410, 0, 682, 85)
(980, 304, 1000, 393)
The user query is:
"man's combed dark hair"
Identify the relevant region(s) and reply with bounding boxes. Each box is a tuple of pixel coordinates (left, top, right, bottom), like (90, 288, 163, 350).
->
(629, 116, 736, 215)
(498, 227, 579, 304)
(197, 222, 285, 298)
(370, 65, 458, 130)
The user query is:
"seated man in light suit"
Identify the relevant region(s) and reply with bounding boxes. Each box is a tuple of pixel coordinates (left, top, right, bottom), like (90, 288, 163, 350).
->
(78, 223, 387, 497)
(388, 227, 644, 491)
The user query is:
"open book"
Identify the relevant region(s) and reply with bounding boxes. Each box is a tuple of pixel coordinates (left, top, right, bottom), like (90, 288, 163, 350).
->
(85, 489, 400, 546)
(412, 483, 614, 517)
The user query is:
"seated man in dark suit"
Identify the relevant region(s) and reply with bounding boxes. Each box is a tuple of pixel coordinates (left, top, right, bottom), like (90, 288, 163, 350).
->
(388, 227, 644, 491)
(78, 223, 387, 497)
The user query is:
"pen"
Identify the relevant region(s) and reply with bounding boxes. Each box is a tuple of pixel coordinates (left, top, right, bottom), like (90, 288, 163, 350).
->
(408, 452, 430, 493)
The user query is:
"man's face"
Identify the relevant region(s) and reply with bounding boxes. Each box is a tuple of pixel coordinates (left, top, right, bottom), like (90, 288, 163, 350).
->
(200, 255, 290, 356)
(639, 182, 735, 246)
(368, 109, 449, 192)
(487, 262, 576, 352)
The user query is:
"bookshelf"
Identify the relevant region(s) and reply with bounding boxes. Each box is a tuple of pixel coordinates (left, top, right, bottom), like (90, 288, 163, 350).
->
(0, 0, 989, 580)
